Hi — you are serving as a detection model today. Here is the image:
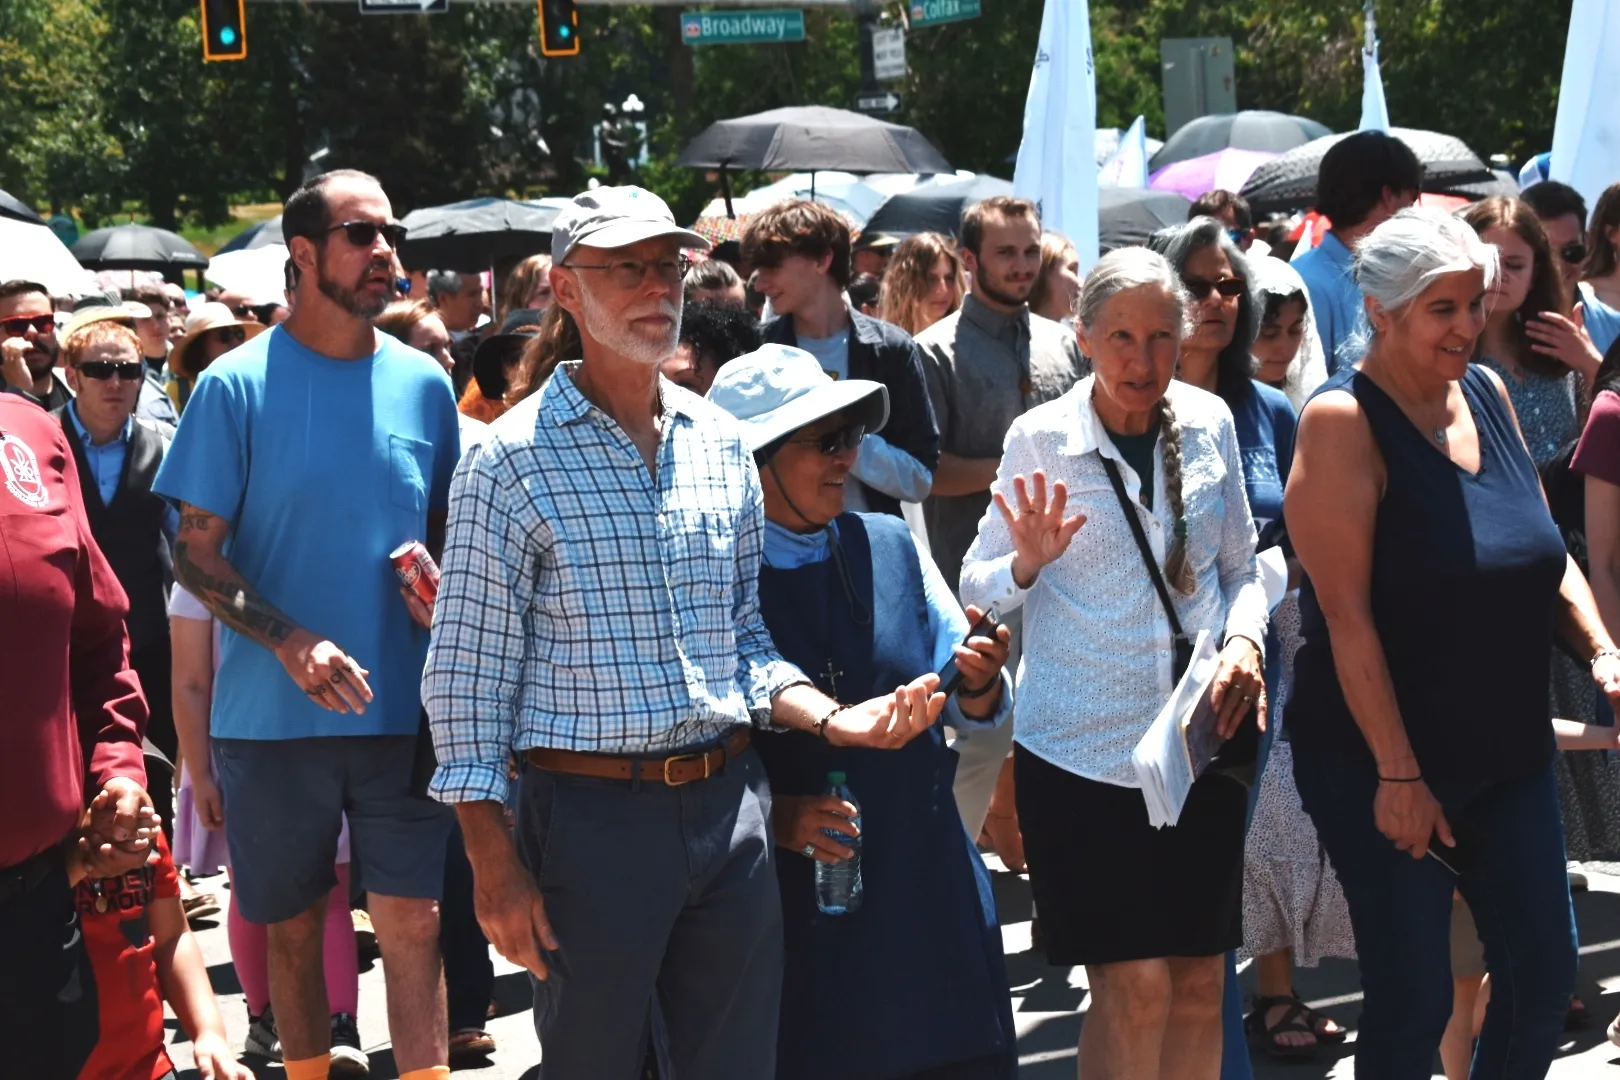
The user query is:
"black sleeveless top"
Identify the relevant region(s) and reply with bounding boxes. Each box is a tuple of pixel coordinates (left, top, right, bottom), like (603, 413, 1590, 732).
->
(1288, 365, 1567, 806)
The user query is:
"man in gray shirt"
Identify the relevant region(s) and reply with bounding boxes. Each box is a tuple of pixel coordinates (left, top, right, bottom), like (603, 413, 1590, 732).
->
(915, 195, 1087, 840)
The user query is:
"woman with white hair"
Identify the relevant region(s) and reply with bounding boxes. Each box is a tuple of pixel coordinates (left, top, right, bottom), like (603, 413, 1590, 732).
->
(961, 246, 1268, 1076)
(1286, 206, 1620, 1076)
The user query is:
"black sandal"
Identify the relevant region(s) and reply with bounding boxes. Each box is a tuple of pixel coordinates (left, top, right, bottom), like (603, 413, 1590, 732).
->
(1292, 988, 1349, 1045)
(1245, 995, 1320, 1060)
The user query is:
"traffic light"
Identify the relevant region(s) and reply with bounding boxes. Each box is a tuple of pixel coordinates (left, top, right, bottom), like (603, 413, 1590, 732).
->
(199, 0, 247, 62)
(538, 0, 580, 57)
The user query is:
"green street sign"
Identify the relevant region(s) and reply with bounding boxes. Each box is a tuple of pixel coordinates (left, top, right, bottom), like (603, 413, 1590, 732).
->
(909, 0, 980, 28)
(681, 9, 806, 46)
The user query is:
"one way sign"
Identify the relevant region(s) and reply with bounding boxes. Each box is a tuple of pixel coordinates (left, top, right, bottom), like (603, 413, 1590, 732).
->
(359, 0, 449, 13)
(855, 91, 902, 115)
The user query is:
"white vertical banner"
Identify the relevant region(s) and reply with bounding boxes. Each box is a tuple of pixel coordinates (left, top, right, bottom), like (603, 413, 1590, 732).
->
(1012, 0, 1099, 270)
(1359, 1, 1390, 131)
(1550, 0, 1620, 212)
(1099, 115, 1151, 189)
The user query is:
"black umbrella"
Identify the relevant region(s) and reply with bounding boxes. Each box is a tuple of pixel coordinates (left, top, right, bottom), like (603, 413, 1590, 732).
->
(1100, 188, 1194, 253)
(863, 174, 1014, 238)
(397, 198, 562, 272)
(1150, 111, 1333, 171)
(1240, 127, 1495, 214)
(678, 106, 952, 176)
(1433, 168, 1520, 201)
(71, 224, 207, 271)
(217, 215, 284, 254)
(0, 189, 44, 225)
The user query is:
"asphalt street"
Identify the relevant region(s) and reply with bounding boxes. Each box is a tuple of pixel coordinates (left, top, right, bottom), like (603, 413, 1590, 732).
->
(162, 857, 1620, 1078)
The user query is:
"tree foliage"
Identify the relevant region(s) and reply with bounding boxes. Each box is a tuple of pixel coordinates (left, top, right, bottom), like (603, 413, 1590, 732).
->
(0, 0, 1574, 230)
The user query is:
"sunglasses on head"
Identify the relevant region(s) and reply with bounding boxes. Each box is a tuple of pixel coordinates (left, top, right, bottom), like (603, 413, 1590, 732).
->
(1, 314, 55, 336)
(1560, 242, 1588, 266)
(1182, 275, 1247, 301)
(789, 423, 867, 456)
(323, 220, 408, 249)
(76, 360, 144, 382)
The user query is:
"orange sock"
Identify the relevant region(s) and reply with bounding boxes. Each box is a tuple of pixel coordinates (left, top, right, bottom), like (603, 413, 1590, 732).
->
(283, 1053, 331, 1080)
(400, 1069, 451, 1080)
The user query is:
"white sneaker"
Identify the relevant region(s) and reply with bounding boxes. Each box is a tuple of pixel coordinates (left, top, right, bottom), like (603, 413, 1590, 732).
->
(1569, 860, 1590, 892)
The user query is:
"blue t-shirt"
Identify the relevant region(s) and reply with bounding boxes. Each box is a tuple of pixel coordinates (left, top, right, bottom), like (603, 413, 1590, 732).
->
(1292, 232, 1364, 375)
(1220, 376, 1297, 544)
(153, 327, 460, 740)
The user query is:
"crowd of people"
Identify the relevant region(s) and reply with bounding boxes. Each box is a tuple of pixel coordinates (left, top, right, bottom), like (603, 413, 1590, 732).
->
(10, 125, 1620, 1080)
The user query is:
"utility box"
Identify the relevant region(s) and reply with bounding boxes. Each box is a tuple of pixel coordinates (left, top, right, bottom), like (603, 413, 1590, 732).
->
(1160, 37, 1236, 137)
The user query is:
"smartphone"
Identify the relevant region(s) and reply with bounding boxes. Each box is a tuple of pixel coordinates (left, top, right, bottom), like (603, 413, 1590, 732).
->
(937, 603, 1001, 697)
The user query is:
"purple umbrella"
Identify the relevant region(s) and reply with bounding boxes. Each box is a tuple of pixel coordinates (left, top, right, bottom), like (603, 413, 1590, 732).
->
(1149, 149, 1277, 202)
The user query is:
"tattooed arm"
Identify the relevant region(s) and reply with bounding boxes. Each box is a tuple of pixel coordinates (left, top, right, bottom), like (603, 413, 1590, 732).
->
(173, 505, 375, 715)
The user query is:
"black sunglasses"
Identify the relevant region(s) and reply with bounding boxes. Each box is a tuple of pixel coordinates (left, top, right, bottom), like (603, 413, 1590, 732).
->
(1560, 242, 1588, 266)
(209, 325, 247, 345)
(1182, 275, 1247, 301)
(76, 360, 144, 382)
(323, 220, 408, 249)
(1, 314, 56, 336)
(789, 423, 866, 456)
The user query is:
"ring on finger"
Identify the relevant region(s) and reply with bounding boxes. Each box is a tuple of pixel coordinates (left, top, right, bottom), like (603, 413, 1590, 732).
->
(331, 670, 345, 684)
(800, 843, 816, 859)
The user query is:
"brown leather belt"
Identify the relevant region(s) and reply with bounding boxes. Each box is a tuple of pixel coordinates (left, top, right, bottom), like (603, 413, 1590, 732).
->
(525, 728, 751, 787)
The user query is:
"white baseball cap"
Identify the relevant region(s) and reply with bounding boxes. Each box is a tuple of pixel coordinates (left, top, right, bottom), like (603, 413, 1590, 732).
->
(552, 186, 710, 263)
(706, 344, 888, 453)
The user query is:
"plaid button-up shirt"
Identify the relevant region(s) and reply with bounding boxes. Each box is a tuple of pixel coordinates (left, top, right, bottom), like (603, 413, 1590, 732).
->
(423, 361, 808, 805)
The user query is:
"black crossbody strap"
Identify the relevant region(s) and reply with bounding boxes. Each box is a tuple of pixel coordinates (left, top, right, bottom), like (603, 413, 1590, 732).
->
(1101, 456, 1185, 641)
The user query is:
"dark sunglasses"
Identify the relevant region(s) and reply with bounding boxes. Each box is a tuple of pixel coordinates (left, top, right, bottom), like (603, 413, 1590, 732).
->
(209, 325, 247, 345)
(323, 220, 408, 249)
(1, 314, 56, 336)
(789, 423, 866, 456)
(226, 303, 254, 318)
(1182, 275, 1247, 301)
(76, 360, 144, 382)
(1560, 242, 1588, 266)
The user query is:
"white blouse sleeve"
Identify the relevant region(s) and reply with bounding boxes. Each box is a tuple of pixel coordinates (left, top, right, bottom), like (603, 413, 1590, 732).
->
(958, 414, 1041, 615)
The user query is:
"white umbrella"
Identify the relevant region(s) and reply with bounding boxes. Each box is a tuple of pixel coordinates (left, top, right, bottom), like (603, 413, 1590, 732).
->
(0, 217, 94, 295)
(205, 244, 290, 306)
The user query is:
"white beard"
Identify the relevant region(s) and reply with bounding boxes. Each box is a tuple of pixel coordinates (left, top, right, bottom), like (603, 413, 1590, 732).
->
(578, 288, 680, 367)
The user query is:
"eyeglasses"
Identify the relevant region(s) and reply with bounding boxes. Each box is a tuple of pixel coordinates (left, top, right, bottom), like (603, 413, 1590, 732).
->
(1182, 275, 1247, 301)
(322, 220, 409, 250)
(563, 254, 693, 290)
(75, 360, 144, 382)
(209, 325, 247, 345)
(1560, 242, 1589, 266)
(788, 423, 866, 456)
(1, 314, 56, 337)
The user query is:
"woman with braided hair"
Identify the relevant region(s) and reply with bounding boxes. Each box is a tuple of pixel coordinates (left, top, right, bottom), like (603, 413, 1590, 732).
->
(960, 245, 1269, 1078)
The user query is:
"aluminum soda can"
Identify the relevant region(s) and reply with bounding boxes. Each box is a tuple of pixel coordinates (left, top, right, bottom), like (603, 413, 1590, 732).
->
(390, 540, 440, 606)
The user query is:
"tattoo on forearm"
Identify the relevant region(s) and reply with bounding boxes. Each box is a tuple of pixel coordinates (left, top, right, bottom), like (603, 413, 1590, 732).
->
(172, 538, 299, 649)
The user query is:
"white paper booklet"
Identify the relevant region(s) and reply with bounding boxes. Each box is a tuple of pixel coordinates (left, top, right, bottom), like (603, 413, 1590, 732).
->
(1132, 629, 1223, 828)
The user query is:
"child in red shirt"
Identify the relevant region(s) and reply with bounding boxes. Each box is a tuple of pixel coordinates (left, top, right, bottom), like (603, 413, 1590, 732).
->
(74, 832, 249, 1080)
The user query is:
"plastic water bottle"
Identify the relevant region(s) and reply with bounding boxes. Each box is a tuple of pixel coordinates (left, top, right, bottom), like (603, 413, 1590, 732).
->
(814, 771, 863, 915)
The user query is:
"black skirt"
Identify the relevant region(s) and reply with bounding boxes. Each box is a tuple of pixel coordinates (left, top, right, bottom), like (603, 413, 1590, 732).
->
(1014, 742, 1246, 966)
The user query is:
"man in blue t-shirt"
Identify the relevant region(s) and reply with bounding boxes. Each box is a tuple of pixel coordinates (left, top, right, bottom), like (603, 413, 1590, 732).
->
(1292, 130, 1421, 374)
(154, 169, 460, 1080)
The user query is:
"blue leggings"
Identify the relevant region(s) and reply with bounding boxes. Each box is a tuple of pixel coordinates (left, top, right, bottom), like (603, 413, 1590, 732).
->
(1293, 753, 1575, 1079)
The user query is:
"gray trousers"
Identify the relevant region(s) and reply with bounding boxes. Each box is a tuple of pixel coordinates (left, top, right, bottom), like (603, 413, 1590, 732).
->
(514, 742, 782, 1080)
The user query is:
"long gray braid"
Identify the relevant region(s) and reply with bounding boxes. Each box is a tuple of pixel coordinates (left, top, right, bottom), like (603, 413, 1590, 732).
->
(1157, 396, 1196, 594)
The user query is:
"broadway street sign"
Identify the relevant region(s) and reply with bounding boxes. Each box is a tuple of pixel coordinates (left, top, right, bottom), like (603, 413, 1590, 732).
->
(681, 9, 806, 45)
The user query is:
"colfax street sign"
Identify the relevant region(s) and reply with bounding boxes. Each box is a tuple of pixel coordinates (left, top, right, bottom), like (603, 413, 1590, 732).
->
(909, 0, 980, 29)
(855, 91, 902, 115)
(681, 9, 806, 45)
(359, 0, 449, 12)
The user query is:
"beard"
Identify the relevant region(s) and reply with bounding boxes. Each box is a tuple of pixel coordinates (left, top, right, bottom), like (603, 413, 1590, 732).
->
(578, 288, 681, 367)
(26, 334, 59, 378)
(316, 250, 392, 319)
(977, 270, 1033, 309)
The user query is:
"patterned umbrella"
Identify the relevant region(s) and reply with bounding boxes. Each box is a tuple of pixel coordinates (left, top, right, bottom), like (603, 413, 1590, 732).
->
(1149, 149, 1277, 202)
(1241, 128, 1495, 214)
(1150, 111, 1332, 171)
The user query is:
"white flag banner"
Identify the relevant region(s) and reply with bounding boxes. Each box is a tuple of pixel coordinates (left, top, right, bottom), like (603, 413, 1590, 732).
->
(1360, 1, 1390, 131)
(1013, 0, 1099, 269)
(1550, 0, 1620, 212)
(1099, 115, 1150, 189)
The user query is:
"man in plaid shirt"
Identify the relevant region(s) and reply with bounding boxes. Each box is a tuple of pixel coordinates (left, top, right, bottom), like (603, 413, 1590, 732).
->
(423, 187, 947, 1079)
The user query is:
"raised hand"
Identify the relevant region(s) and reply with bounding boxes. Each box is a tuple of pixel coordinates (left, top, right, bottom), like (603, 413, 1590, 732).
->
(992, 470, 1087, 588)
